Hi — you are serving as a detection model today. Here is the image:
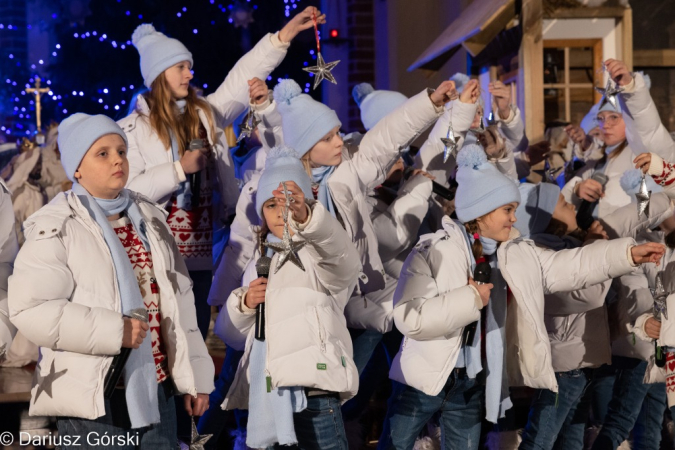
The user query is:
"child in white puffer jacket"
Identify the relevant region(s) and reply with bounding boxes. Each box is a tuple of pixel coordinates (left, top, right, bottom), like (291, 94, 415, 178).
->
(377, 144, 665, 450)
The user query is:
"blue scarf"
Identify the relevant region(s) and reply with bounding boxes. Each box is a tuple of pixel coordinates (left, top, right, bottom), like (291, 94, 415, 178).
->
(72, 184, 159, 429)
(170, 99, 194, 210)
(247, 234, 307, 448)
(311, 165, 337, 218)
(454, 222, 512, 423)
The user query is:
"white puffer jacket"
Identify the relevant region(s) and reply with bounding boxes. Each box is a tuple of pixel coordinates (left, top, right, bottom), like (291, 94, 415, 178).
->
(345, 175, 432, 333)
(8, 191, 214, 420)
(119, 32, 290, 215)
(544, 193, 674, 372)
(621, 72, 675, 162)
(389, 217, 639, 396)
(209, 90, 444, 308)
(216, 201, 361, 409)
(0, 179, 18, 357)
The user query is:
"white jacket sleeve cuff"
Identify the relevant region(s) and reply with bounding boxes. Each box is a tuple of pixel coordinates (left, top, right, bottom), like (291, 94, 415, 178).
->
(174, 161, 187, 183)
(468, 284, 484, 310)
(238, 288, 257, 315)
(289, 203, 313, 232)
(627, 246, 638, 267)
(497, 106, 516, 124)
(648, 153, 665, 177)
(621, 76, 637, 94)
(426, 88, 446, 114)
(250, 95, 272, 111)
(271, 32, 291, 49)
(633, 313, 652, 342)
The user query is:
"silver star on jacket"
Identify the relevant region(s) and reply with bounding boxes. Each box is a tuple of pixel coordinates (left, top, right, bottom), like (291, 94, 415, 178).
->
(636, 174, 651, 217)
(303, 52, 340, 90)
(595, 78, 624, 111)
(264, 182, 306, 273)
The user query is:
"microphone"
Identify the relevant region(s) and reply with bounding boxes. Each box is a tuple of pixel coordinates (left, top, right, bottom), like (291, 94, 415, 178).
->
(402, 167, 456, 202)
(576, 172, 609, 231)
(188, 139, 205, 208)
(254, 254, 271, 341)
(104, 308, 149, 399)
(462, 261, 491, 347)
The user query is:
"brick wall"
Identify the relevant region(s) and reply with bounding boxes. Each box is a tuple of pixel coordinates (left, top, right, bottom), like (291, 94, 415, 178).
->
(347, 0, 375, 132)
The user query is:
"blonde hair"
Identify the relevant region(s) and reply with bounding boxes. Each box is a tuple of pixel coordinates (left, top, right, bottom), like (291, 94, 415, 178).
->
(301, 152, 313, 177)
(140, 73, 216, 156)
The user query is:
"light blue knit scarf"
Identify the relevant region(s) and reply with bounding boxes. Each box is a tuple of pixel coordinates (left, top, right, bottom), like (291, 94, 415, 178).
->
(453, 221, 512, 423)
(246, 234, 307, 448)
(311, 165, 337, 218)
(72, 183, 159, 429)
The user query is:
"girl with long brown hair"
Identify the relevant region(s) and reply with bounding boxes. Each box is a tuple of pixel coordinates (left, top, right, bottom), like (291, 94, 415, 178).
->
(119, 7, 325, 342)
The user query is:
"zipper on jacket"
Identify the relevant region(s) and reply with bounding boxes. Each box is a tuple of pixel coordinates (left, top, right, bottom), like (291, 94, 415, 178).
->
(314, 307, 327, 353)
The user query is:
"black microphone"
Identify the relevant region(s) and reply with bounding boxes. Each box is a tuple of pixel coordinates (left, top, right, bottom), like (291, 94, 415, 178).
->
(576, 172, 609, 231)
(402, 167, 456, 202)
(254, 254, 271, 341)
(462, 261, 491, 347)
(188, 139, 205, 208)
(104, 308, 149, 399)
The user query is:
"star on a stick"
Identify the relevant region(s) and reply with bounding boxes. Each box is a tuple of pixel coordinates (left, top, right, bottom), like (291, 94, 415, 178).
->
(303, 52, 340, 90)
(636, 174, 651, 218)
(264, 182, 306, 273)
(187, 417, 212, 450)
(440, 131, 459, 163)
(35, 359, 67, 401)
(237, 110, 261, 143)
(595, 78, 624, 111)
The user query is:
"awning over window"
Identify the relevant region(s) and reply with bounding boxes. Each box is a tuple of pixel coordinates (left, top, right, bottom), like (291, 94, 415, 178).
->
(408, 0, 516, 72)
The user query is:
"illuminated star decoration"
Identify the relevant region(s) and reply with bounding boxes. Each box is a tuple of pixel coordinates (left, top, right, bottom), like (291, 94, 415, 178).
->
(237, 110, 261, 143)
(187, 417, 212, 450)
(652, 273, 668, 320)
(636, 173, 651, 217)
(595, 78, 624, 111)
(303, 52, 340, 90)
(34, 359, 67, 401)
(264, 182, 306, 273)
(440, 126, 460, 163)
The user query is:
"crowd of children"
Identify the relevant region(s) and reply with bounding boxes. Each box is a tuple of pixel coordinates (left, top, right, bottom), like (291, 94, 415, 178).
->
(4, 5, 675, 450)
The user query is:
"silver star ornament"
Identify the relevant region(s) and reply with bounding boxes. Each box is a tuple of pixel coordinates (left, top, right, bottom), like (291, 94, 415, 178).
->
(237, 110, 261, 143)
(470, 114, 486, 135)
(187, 417, 212, 450)
(440, 129, 460, 163)
(303, 52, 340, 90)
(636, 174, 652, 218)
(264, 182, 306, 273)
(595, 78, 624, 111)
(652, 272, 668, 321)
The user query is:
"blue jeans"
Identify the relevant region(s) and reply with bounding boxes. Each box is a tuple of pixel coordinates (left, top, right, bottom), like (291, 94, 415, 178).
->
(519, 369, 591, 450)
(188, 270, 213, 340)
(349, 328, 384, 376)
(273, 395, 347, 450)
(198, 349, 245, 449)
(592, 356, 667, 450)
(57, 381, 176, 449)
(377, 369, 484, 450)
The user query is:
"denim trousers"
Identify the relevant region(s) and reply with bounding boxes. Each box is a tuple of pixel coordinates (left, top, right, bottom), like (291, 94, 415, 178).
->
(377, 369, 484, 450)
(57, 381, 176, 450)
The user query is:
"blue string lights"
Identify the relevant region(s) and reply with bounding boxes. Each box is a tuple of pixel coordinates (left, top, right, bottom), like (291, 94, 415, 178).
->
(0, 0, 318, 139)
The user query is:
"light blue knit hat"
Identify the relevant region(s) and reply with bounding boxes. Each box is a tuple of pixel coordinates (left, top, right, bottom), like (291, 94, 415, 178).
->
(273, 79, 342, 156)
(455, 144, 521, 223)
(57, 113, 128, 182)
(352, 83, 408, 130)
(514, 182, 561, 238)
(620, 168, 662, 196)
(132, 24, 193, 88)
(256, 146, 314, 219)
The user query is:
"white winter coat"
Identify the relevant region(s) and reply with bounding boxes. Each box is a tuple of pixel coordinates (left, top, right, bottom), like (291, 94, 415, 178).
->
(0, 179, 18, 358)
(8, 190, 214, 420)
(345, 175, 432, 333)
(389, 217, 639, 396)
(209, 90, 444, 308)
(216, 201, 361, 409)
(119, 32, 290, 215)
